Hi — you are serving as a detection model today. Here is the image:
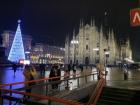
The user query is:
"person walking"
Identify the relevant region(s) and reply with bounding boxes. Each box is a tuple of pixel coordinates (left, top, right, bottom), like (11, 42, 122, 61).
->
(72, 64, 76, 73)
(68, 63, 72, 72)
(123, 64, 128, 80)
(40, 64, 46, 76)
(96, 63, 105, 80)
(56, 64, 61, 80)
(79, 64, 83, 72)
(64, 70, 70, 89)
(12, 63, 17, 76)
(49, 64, 61, 89)
(72, 64, 76, 78)
(23, 65, 36, 98)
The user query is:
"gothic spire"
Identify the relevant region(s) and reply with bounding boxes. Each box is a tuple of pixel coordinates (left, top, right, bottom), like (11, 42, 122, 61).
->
(81, 19, 84, 27)
(80, 19, 82, 28)
(73, 29, 76, 39)
(90, 17, 93, 26)
(91, 17, 95, 26)
(65, 34, 69, 43)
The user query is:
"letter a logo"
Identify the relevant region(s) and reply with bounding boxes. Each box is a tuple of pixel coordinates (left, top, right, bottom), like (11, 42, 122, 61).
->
(130, 8, 140, 26)
(133, 12, 140, 23)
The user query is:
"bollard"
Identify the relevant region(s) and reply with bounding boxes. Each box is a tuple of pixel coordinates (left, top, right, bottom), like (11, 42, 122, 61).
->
(58, 84, 60, 91)
(65, 80, 69, 89)
(77, 78, 80, 87)
(1, 96, 3, 105)
(9, 85, 12, 105)
(124, 72, 128, 80)
(46, 84, 48, 96)
(0, 89, 3, 105)
(93, 74, 94, 80)
(48, 100, 51, 105)
(85, 75, 87, 83)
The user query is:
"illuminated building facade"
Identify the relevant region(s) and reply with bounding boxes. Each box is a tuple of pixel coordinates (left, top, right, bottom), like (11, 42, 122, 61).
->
(30, 43, 65, 64)
(65, 19, 133, 65)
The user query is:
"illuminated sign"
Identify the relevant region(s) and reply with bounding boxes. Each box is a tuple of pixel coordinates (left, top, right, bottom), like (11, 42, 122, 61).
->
(130, 8, 140, 26)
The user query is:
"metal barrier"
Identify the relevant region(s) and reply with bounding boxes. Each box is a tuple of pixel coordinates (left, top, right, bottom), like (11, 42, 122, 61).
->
(1, 89, 84, 105)
(86, 74, 106, 105)
(0, 71, 97, 105)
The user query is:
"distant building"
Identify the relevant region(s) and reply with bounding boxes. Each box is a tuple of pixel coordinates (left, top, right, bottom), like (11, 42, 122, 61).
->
(0, 34, 5, 60)
(30, 43, 65, 64)
(1, 30, 32, 58)
(65, 19, 132, 65)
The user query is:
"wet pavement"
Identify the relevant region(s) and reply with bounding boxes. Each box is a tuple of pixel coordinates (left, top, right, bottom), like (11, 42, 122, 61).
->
(1, 66, 140, 89)
(1, 66, 140, 105)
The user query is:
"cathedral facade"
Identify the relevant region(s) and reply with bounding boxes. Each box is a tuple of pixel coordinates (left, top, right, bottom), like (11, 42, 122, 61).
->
(65, 20, 132, 65)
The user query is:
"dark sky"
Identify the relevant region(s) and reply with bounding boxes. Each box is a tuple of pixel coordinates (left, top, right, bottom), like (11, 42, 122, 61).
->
(0, 0, 140, 59)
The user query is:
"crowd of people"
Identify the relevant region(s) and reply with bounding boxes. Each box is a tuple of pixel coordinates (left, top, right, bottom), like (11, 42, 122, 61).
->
(10, 61, 108, 99)
(9, 60, 132, 101)
(20, 63, 85, 95)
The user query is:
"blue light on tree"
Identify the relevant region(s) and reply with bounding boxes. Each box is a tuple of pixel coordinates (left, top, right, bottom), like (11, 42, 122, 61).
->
(8, 20, 25, 62)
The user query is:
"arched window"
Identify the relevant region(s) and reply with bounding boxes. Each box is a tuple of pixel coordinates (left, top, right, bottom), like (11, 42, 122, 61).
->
(86, 45, 88, 50)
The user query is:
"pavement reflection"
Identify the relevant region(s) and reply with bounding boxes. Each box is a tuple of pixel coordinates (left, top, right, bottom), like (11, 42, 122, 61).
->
(1, 66, 140, 90)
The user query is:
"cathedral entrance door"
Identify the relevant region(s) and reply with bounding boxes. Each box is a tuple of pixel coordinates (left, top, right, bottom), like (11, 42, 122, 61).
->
(85, 57, 89, 65)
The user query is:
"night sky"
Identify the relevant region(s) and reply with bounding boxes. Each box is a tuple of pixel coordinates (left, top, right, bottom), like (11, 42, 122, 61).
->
(0, 0, 140, 60)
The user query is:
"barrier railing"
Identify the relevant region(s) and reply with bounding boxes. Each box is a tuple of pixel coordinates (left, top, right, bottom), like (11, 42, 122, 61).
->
(1, 88, 84, 105)
(0, 71, 97, 105)
(0, 71, 97, 88)
(86, 74, 106, 105)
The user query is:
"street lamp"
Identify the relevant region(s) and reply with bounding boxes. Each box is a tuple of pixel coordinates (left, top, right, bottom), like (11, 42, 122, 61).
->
(104, 49, 110, 76)
(71, 40, 79, 64)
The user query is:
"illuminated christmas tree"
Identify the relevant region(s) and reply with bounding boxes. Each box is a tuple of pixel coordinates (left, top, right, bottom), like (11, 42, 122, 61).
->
(8, 20, 25, 62)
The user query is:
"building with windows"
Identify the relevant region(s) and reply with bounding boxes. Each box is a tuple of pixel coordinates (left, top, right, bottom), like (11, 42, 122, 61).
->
(1, 30, 32, 58)
(65, 19, 132, 65)
(1, 31, 64, 64)
(30, 43, 65, 64)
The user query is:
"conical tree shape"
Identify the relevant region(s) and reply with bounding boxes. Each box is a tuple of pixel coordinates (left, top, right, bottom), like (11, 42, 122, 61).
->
(8, 20, 25, 62)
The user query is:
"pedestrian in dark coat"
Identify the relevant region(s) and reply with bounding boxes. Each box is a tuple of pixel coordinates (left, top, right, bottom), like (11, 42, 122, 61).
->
(68, 64, 71, 72)
(49, 64, 61, 89)
(39, 64, 46, 76)
(72, 64, 76, 73)
(12, 63, 17, 76)
(79, 64, 83, 72)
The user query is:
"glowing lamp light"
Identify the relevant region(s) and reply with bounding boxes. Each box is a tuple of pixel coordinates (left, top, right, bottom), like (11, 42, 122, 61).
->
(47, 54, 51, 58)
(124, 58, 134, 63)
(93, 48, 99, 51)
(60, 48, 65, 51)
(71, 40, 79, 44)
(19, 59, 30, 65)
(105, 51, 109, 55)
(19, 59, 24, 64)
(25, 51, 30, 54)
(24, 60, 30, 65)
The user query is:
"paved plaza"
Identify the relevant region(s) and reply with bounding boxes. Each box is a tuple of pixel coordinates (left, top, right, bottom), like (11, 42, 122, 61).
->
(0, 66, 140, 89)
(1, 66, 140, 105)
